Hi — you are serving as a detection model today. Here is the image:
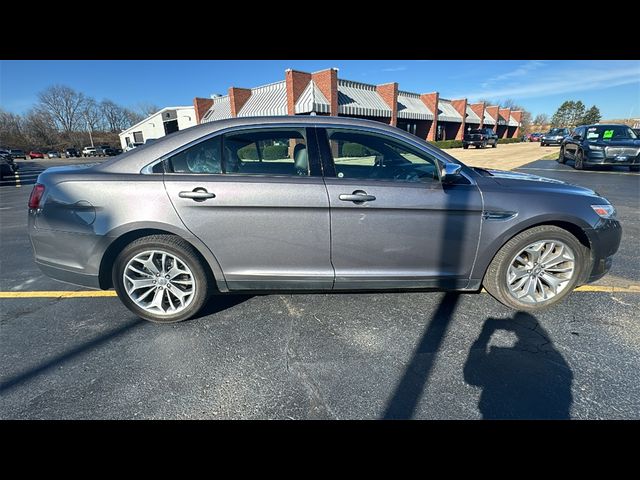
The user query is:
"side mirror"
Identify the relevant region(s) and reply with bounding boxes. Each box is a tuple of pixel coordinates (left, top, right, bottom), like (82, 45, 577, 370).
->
(572, 134, 582, 141)
(440, 163, 463, 184)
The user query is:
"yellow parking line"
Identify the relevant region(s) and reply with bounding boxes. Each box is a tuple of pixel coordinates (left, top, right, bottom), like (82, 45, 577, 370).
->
(15, 172, 21, 188)
(1, 285, 639, 299)
(0, 290, 118, 298)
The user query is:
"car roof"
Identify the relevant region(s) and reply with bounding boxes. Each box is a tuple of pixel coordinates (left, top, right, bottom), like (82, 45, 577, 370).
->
(94, 115, 437, 174)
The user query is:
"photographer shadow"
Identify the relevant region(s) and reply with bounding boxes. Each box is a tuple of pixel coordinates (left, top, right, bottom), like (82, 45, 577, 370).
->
(464, 312, 573, 419)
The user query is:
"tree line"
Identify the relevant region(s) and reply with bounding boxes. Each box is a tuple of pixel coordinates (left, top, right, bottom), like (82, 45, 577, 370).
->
(0, 85, 159, 151)
(532, 101, 602, 128)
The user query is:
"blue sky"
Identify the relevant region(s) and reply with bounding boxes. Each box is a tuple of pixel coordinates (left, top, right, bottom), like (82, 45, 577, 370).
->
(1, 60, 639, 119)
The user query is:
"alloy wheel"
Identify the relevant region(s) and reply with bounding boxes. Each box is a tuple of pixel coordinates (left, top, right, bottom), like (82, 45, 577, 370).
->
(506, 240, 575, 304)
(122, 250, 196, 316)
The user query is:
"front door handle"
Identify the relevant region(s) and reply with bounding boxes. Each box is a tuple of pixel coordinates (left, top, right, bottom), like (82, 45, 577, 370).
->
(339, 190, 376, 204)
(178, 188, 216, 202)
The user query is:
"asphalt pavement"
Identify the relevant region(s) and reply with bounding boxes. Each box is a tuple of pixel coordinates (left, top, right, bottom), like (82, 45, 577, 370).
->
(1, 157, 639, 419)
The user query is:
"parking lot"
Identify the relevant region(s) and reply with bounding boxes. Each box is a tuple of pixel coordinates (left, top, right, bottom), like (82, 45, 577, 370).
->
(1, 144, 639, 419)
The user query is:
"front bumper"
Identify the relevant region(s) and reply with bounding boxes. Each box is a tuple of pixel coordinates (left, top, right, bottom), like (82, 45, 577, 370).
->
(585, 151, 640, 166)
(583, 218, 622, 283)
(541, 138, 563, 145)
(464, 140, 487, 146)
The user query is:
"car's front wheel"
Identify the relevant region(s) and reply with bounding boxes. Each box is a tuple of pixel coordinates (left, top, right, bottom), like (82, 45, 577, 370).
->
(483, 225, 587, 311)
(557, 147, 566, 163)
(112, 235, 210, 323)
(574, 149, 585, 170)
(492, 141, 497, 148)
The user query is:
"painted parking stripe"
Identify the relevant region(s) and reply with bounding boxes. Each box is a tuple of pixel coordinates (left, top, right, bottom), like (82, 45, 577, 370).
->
(1, 285, 639, 299)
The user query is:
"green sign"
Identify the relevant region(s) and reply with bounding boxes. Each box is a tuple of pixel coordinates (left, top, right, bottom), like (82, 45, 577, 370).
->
(603, 130, 614, 139)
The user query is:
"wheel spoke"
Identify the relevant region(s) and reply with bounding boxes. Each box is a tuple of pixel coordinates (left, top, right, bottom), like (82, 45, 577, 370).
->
(125, 275, 156, 292)
(539, 242, 556, 263)
(508, 266, 529, 283)
(167, 265, 189, 280)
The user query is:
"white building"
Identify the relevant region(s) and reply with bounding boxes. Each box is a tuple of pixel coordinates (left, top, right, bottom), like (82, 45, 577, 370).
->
(119, 106, 197, 150)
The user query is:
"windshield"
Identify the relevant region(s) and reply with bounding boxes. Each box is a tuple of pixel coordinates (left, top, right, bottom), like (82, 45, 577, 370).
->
(548, 128, 567, 135)
(469, 129, 484, 135)
(585, 125, 637, 142)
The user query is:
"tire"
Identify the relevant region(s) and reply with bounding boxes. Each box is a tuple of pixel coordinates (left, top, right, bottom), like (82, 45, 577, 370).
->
(541, 143, 545, 147)
(574, 149, 585, 170)
(483, 225, 588, 311)
(557, 147, 566, 164)
(112, 235, 210, 323)
(463, 144, 469, 149)
(492, 141, 497, 148)
(630, 165, 639, 172)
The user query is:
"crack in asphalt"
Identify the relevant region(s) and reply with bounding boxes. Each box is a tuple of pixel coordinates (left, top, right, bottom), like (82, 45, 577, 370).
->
(280, 296, 334, 420)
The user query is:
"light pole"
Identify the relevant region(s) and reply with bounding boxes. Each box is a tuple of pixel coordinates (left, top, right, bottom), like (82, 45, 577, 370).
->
(84, 113, 94, 148)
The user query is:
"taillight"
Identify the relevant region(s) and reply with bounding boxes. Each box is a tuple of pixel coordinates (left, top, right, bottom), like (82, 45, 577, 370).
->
(28, 183, 45, 209)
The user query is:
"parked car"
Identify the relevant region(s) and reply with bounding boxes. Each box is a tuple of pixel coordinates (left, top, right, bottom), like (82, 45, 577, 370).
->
(463, 128, 498, 149)
(9, 149, 26, 159)
(0, 151, 18, 171)
(82, 146, 97, 157)
(1, 157, 14, 180)
(632, 128, 640, 137)
(28, 116, 622, 323)
(65, 148, 80, 158)
(124, 142, 144, 152)
(28, 150, 45, 159)
(103, 147, 119, 156)
(47, 151, 60, 159)
(541, 128, 570, 147)
(559, 124, 639, 171)
(528, 132, 543, 142)
(94, 145, 112, 156)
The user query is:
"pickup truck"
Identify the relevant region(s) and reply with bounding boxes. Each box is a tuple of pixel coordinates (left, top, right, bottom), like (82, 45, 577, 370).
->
(463, 128, 498, 149)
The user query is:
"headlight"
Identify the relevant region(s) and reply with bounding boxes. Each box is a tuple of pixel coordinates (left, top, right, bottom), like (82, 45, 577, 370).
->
(591, 204, 616, 218)
(588, 145, 604, 151)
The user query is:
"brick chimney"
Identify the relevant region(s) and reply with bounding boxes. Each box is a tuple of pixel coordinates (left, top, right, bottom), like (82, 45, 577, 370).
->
(311, 68, 338, 116)
(420, 92, 439, 141)
(376, 82, 398, 126)
(285, 69, 312, 115)
(229, 87, 252, 117)
(451, 98, 468, 140)
(469, 102, 486, 128)
(193, 97, 213, 124)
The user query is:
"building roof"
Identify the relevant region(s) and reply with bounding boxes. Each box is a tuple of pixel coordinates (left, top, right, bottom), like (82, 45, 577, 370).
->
(397, 91, 433, 120)
(295, 80, 330, 114)
(483, 109, 496, 126)
(508, 115, 520, 127)
(201, 95, 231, 123)
(119, 106, 195, 136)
(437, 99, 462, 123)
(238, 81, 288, 117)
(337, 79, 392, 117)
(465, 105, 481, 124)
(497, 112, 508, 125)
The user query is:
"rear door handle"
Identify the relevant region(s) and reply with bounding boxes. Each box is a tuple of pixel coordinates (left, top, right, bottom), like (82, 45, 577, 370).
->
(339, 190, 376, 204)
(178, 188, 216, 202)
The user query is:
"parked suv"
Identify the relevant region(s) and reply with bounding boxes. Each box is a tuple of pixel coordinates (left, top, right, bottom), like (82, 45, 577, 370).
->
(463, 128, 498, 149)
(65, 148, 80, 158)
(559, 124, 639, 171)
(541, 128, 570, 146)
(9, 149, 26, 159)
(28, 116, 621, 323)
(82, 146, 97, 157)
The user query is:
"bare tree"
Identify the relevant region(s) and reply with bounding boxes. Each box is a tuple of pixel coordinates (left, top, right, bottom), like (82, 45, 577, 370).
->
(135, 101, 160, 117)
(82, 98, 104, 132)
(0, 109, 27, 149)
(37, 85, 86, 133)
(23, 109, 60, 149)
(101, 100, 131, 132)
(533, 113, 550, 125)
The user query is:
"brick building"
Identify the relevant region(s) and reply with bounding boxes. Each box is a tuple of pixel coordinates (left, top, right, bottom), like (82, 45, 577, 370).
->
(194, 68, 522, 141)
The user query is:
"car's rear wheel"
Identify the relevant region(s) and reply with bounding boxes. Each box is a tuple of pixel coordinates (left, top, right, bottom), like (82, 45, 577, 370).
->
(112, 235, 210, 323)
(541, 143, 546, 147)
(483, 225, 587, 311)
(574, 149, 585, 170)
(492, 141, 497, 148)
(463, 144, 469, 149)
(557, 147, 566, 164)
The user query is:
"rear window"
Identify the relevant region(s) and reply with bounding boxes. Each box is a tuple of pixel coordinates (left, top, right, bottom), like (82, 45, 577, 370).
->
(469, 129, 484, 135)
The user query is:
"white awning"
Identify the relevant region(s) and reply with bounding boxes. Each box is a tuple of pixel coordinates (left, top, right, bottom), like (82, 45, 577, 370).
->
(437, 99, 462, 123)
(338, 80, 391, 117)
(509, 115, 520, 127)
(465, 105, 481, 124)
(397, 91, 433, 120)
(201, 96, 231, 123)
(496, 112, 508, 125)
(238, 81, 288, 117)
(295, 80, 330, 114)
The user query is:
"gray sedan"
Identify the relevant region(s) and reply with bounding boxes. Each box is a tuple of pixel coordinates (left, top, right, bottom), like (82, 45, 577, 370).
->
(28, 116, 622, 323)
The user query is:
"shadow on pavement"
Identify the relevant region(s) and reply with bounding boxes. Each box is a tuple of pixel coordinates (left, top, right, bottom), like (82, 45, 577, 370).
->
(382, 292, 460, 419)
(463, 312, 573, 419)
(197, 294, 253, 318)
(0, 318, 145, 394)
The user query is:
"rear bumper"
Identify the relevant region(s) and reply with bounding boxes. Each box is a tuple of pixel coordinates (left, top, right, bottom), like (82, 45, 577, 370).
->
(35, 260, 101, 289)
(583, 219, 622, 283)
(464, 140, 486, 146)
